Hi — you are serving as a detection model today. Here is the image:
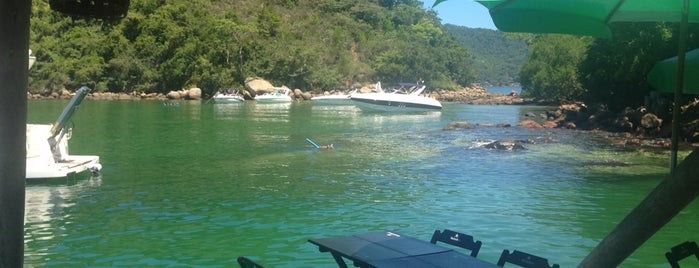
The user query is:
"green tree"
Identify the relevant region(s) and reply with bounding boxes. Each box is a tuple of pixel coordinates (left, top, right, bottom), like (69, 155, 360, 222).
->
(579, 23, 699, 112)
(29, 0, 478, 94)
(519, 34, 591, 102)
(444, 26, 530, 86)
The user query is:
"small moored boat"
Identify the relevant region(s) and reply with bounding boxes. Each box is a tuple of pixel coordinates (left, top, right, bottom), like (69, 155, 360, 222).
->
(212, 92, 244, 103)
(255, 87, 293, 103)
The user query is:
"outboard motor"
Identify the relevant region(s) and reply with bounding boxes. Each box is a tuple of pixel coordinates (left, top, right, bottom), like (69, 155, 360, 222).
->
(47, 86, 90, 162)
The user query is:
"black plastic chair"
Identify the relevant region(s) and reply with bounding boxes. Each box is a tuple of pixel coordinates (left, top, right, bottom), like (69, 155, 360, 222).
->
(496, 249, 559, 268)
(666, 241, 699, 268)
(430, 229, 482, 257)
(237, 256, 266, 268)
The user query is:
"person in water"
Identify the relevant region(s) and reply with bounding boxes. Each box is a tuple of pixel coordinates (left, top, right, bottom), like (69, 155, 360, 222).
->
(306, 138, 333, 149)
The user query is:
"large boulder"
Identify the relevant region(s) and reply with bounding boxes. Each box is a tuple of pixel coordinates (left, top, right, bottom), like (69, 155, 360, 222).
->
(59, 88, 71, 97)
(187, 87, 202, 100)
(301, 91, 313, 100)
(166, 91, 181, 99)
(245, 77, 274, 94)
(611, 116, 634, 132)
(242, 90, 254, 100)
(293, 88, 309, 100)
(541, 121, 559, 128)
(641, 113, 662, 129)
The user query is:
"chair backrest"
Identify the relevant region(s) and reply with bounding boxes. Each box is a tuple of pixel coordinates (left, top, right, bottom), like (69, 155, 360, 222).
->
(666, 241, 699, 268)
(430, 229, 482, 257)
(496, 249, 559, 268)
(237, 256, 266, 268)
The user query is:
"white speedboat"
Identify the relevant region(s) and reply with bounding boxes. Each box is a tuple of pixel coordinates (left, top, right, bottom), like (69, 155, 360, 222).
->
(311, 89, 356, 105)
(212, 92, 244, 103)
(255, 87, 293, 103)
(26, 86, 101, 179)
(350, 82, 442, 111)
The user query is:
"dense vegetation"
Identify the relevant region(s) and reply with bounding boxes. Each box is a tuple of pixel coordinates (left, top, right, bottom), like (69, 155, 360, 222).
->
(30, 0, 698, 116)
(519, 34, 591, 102)
(28, 0, 477, 95)
(444, 25, 528, 86)
(518, 22, 699, 112)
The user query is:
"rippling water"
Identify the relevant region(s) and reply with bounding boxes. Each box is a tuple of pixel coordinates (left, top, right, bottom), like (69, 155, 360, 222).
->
(24, 100, 697, 267)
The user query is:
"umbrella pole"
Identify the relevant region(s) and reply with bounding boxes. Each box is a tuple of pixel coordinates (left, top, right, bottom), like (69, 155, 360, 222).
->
(0, 0, 29, 266)
(670, 0, 690, 175)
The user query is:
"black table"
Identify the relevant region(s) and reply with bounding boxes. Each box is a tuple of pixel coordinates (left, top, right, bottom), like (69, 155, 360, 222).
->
(309, 231, 501, 268)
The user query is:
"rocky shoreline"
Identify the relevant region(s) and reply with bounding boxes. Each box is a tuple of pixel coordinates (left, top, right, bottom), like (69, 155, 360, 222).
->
(27, 77, 528, 104)
(442, 100, 699, 150)
(27, 85, 526, 104)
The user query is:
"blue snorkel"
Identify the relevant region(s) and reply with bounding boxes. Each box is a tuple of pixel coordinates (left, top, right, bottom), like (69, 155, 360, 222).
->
(305, 138, 320, 149)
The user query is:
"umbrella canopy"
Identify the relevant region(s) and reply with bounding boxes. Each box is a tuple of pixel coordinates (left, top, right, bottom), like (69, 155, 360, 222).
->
(648, 47, 699, 94)
(439, 0, 699, 38)
(433, 0, 698, 267)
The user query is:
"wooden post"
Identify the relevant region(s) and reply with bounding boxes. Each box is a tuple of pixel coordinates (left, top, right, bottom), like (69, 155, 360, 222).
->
(578, 148, 699, 267)
(669, 0, 690, 175)
(0, 0, 30, 266)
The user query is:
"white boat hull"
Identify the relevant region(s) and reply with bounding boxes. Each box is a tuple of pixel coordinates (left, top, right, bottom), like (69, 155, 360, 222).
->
(26, 155, 101, 179)
(350, 92, 442, 111)
(255, 87, 293, 103)
(213, 93, 244, 102)
(255, 94, 292, 103)
(311, 95, 352, 105)
(26, 124, 101, 179)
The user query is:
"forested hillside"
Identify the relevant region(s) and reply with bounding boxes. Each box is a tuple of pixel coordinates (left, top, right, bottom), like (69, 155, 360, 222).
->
(444, 25, 529, 86)
(28, 0, 479, 95)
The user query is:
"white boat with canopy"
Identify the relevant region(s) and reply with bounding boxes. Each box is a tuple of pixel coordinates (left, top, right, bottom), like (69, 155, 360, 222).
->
(350, 82, 442, 111)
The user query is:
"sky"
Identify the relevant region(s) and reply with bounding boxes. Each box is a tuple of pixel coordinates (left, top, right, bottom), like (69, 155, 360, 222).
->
(421, 0, 497, 30)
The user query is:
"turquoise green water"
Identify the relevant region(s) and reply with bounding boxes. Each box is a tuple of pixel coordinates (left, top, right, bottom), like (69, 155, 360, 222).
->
(24, 100, 698, 267)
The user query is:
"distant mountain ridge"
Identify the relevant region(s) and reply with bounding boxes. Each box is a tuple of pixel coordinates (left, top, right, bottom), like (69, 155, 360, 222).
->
(444, 24, 529, 86)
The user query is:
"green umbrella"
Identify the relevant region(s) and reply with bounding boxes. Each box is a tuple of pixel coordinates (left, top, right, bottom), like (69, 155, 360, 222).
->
(433, 0, 697, 267)
(438, 0, 699, 38)
(648, 47, 699, 94)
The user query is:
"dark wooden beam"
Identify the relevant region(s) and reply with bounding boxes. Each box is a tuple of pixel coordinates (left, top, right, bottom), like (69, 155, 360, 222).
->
(579, 148, 699, 267)
(0, 0, 29, 266)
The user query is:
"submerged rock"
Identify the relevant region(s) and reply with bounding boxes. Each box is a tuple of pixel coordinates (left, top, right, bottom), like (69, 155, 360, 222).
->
(483, 140, 526, 151)
(443, 121, 476, 130)
(444, 121, 512, 130)
(582, 159, 631, 167)
(518, 120, 543, 129)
